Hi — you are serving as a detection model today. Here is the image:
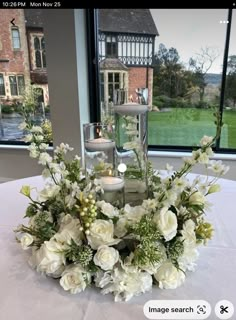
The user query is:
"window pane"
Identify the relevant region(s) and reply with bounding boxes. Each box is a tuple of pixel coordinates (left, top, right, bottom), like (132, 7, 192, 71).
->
(108, 73, 113, 82)
(34, 37, 40, 49)
(17, 75, 25, 95)
(221, 9, 236, 149)
(97, 9, 234, 150)
(12, 28, 21, 49)
(41, 37, 45, 49)
(42, 50, 47, 68)
(9, 76, 18, 96)
(115, 73, 119, 82)
(0, 9, 51, 144)
(35, 50, 42, 68)
(0, 74, 5, 95)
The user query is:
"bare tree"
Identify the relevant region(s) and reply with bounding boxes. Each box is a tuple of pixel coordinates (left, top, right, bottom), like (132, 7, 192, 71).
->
(189, 47, 220, 103)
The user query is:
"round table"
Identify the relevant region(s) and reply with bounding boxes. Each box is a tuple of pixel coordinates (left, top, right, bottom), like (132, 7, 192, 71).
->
(0, 175, 235, 320)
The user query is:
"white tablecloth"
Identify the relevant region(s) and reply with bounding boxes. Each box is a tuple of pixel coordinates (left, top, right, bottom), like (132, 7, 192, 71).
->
(0, 175, 235, 320)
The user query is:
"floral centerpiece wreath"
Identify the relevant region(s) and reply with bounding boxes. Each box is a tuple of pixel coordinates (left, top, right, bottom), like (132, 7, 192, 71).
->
(15, 113, 229, 302)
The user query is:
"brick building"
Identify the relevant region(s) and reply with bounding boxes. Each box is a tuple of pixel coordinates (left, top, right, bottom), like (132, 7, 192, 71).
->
(98, 9, 159, 109)
(0, 9, 30, 104)
(0, 9, 49, 107)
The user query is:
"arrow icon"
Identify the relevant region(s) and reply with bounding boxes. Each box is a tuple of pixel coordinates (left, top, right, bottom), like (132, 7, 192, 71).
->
(10, 18, 15, 26)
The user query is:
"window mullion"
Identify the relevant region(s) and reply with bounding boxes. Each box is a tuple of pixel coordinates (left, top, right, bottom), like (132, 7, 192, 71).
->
(216, 9, 233, 150)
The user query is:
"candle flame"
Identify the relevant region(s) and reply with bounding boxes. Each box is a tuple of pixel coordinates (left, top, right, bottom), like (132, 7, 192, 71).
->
(96, 128, 102, 137)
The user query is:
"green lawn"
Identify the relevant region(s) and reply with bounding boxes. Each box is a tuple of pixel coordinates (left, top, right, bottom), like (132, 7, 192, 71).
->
(148, 108, 236, 149)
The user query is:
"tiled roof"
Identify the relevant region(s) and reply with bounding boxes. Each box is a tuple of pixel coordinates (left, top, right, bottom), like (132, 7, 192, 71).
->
(24, 9, 43, 28)
(99, 9, 158, 36)
(100, 58, 128, 70)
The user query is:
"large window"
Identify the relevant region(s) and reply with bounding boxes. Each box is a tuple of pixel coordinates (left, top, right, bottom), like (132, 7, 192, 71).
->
(221, 9, 236, 149)
(9, 75, 25, 96)
(0, 74, 5, 96)
(11, 28, 21, 49)
(97, 8, 236, 153)
(0, 9, 50, 144)
(34, 36, 46, 68)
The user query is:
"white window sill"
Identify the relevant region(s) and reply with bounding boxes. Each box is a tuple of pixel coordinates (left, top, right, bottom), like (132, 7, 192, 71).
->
(0, 144, 53, 151)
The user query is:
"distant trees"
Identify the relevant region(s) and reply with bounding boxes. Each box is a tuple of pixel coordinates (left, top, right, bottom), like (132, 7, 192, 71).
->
(153, 44, 220, 106)
(225, 55, 236, 107)
(153, 44, 193, 98)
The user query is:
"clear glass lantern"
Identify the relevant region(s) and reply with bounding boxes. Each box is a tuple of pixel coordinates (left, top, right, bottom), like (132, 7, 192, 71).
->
(98, 169, 125, 208)
(83, 123, 115, 178)
(114, 103, 148, 206)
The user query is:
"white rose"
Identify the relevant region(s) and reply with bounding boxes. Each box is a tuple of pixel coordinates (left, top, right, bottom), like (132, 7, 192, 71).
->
(154, 261, 185, 289)
(20, 233, 34, 250)
(94, 245, 119, 270)
(97, 201, 119, 218)
(153, 207, 177, 241)
(189, 191, 205, 206)
(38, 185, 61, 202)
(181, 220, 196, 247)
(60, 264, 91, 294)
(29, 242, 65, 278)
(87, 219, 120, 250)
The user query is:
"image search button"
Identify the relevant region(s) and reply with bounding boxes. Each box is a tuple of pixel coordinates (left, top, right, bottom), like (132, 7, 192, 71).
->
(143, 300, 211, 319)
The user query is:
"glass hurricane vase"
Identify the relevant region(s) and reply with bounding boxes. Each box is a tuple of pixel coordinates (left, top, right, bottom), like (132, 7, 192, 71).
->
(114, 103, 148, 206)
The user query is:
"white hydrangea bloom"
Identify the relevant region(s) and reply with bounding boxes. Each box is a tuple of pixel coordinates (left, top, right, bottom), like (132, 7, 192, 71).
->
(154, 261, 185, 289)
(97, 266, 152, 301)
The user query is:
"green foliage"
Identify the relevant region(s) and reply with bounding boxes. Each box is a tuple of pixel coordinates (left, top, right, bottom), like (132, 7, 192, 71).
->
(65, 158, 83, 183)
(133, 241, 164, 267)
(1, 104, 15, 114)
(166, 238, 184, 267)
(66, 240, 93, 267)
(24, 204, 38, 218)
(129, 215, 162, 242)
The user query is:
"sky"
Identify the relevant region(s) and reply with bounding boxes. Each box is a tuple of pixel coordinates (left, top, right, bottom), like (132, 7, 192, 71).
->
(150, 9, 236, 74)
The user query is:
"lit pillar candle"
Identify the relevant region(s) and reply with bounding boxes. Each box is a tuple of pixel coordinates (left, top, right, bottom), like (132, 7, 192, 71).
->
(100, 176, 124, 191)
(85, 137, 115, 151)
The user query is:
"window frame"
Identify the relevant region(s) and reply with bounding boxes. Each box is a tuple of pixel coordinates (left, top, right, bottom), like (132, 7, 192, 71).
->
(9, 75, 25, 97)
(11, 27, 21, 50)
(0, 74, 5, 96)
(34, 35, 47, 69)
